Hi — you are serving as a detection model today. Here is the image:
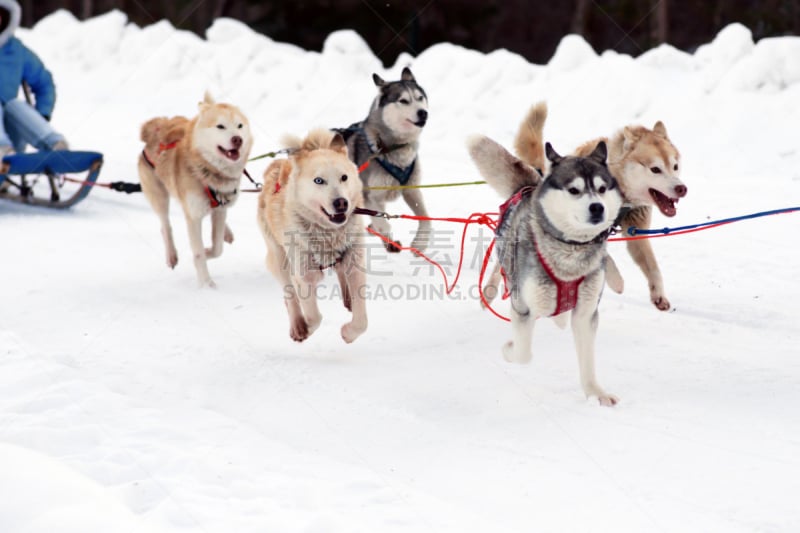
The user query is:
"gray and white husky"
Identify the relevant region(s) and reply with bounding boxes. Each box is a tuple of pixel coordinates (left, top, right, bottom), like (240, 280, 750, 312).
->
(335, 67, 431, 251)
(468, 135, 624, 406)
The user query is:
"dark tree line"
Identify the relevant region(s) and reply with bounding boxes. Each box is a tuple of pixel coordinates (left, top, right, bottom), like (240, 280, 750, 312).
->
(19, 0, 800, 65)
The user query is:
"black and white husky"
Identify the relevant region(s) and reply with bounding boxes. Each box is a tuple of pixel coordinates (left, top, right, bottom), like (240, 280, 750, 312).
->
(468, 135, 624, 405)
(335, 67, 431, 251)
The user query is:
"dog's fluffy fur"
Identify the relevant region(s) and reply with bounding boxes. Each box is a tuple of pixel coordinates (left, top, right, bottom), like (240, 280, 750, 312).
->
(469, 135, 623, 405)
(515, 102, 687, 310)
(257, 129, 367, 344)
(138, 93, 253, 288)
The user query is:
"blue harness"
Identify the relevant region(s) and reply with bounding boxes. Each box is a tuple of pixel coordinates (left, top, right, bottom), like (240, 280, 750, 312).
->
(334, 124, 416, 185)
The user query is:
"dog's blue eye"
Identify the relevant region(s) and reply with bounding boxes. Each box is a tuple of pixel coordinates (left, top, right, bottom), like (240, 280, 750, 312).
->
(341, 175, 348, 182)
(314, 177, 325, 185)
(568, 187, 580, 195)
(216, 124, 225, 130)
(650, 166, 662, 174)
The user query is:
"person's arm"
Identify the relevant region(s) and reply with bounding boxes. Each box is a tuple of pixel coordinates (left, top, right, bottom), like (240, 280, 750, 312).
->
(21, 45, 56, 119)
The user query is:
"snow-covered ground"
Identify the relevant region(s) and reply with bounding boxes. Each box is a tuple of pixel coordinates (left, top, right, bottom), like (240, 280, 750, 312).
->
(2, 10, 799, 532)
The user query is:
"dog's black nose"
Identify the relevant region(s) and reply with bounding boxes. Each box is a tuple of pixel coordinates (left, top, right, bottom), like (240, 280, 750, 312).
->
(333, 197, 349, 214)
(417, 109, 428, 121)
(589, 203, 604, 221)
(674, 184, 688, 197)
(231, 136, 243, 149)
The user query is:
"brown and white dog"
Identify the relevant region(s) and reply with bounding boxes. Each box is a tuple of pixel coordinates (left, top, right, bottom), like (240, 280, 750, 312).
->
(257, 129, 367, 344)
(485, 102, 687, 311)
(138, 93, 253, 288)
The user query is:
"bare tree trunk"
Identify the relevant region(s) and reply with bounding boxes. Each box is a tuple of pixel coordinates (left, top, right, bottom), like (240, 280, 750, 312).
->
(571, 0, 591, 35)
(20, 0, 34, 27)
(80, 0, 93, 20)
(656, 0, 669, 43)
(212, 0, 228, 19)
(794, 0, 800, 34)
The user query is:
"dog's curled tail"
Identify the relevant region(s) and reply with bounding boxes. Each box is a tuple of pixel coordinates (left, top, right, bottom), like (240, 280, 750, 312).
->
(513, 101, 548, 172)
(140, 116, 188, 147)
(467, 135, 542, 199)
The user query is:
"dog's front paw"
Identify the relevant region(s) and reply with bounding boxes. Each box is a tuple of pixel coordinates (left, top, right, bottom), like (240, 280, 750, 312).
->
(652, 293, 671, 311)
(198, 277, 217, 289)
(224, 226, 234, 244)
(290, 317, 310, 342)
(598, 394, 619, 407)
(385, 240, 402, 253)
(584, 383, 618, 406)
(166, 250, 178, 269)
(341, 321, 367, 344)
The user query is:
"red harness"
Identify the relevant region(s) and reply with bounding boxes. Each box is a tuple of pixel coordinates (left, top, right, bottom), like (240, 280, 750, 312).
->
(534, 245, 584, 316)
(141, 141, 226, 209)
(497, 186, 585, 317)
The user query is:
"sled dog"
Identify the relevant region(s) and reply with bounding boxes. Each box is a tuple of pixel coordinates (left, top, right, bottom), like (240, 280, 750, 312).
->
(138, 93, 253, 288)
(334, 67, 431, 252)
(257, 129, 367, 344)
(469, 135, 623, 405)
(515, 102, 687, 310)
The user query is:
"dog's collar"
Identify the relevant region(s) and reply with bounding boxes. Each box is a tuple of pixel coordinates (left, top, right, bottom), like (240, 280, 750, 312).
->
(318, 252, 344, 270)
(537, 203, 615, 246)
(205, 185, 236, 209)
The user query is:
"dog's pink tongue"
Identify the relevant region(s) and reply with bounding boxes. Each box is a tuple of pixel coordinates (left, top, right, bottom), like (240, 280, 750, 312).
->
(227, 149, 239, 161)
(651, 189, 678, 217)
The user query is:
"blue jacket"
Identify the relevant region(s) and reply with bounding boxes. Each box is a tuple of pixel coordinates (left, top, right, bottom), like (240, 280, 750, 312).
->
(0, 36, 56, 118)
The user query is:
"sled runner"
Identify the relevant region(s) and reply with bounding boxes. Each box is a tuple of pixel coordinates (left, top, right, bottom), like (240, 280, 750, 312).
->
(0, 150, 103, 208)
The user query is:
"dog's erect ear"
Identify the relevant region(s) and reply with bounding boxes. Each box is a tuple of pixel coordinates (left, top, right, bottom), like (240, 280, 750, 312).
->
(545, 142, 563, 165)
(622, 126, 640, 151)
(401, 67, 416, 82)
(653, 121, 668, 138)
(372, 73, 386, 87)
(329, 133, 348, 155)
(588, 141, 608, 165)
(199, 91, 215, 111)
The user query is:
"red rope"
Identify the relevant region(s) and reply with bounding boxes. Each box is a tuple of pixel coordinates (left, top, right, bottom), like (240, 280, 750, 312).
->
(366, 211, 512, 321)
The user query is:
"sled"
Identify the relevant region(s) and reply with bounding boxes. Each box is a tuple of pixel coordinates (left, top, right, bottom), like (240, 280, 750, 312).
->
(0, 150, 103, 208)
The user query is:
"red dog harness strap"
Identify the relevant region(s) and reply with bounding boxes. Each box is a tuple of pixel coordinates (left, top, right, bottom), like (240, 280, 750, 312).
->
(534, 244, 584, 316)
(497, 185, 534, 229)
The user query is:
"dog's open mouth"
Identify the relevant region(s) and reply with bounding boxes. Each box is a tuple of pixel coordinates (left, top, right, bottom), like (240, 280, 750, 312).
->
(218, 146, 240, 161)
(650, 188, 678, 217)
(321, 208, 347, 225)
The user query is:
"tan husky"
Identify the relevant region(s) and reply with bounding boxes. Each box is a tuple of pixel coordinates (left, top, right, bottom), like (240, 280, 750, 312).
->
(138, 93, 253, 288)
(486, 102, 687, 311)
(257, 129, 367, 344)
